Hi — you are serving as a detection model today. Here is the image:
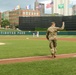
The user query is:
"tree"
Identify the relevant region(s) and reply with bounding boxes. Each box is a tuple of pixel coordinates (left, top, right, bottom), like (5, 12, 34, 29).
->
(1, 19, 10, 28)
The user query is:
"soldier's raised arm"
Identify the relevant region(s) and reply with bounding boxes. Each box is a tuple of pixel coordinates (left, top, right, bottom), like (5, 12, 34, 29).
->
(61, 22, 65, 29)
(57, 22, 65, 30)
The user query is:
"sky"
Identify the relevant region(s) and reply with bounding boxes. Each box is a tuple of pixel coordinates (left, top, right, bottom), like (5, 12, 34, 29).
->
(0, 0, 76, 13)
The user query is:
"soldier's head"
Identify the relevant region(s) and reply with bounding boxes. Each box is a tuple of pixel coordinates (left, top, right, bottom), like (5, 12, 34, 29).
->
(51, 22, 56, 27)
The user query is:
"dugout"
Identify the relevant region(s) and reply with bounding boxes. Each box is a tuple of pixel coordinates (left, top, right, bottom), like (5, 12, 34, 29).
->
(19, 16, 76, 31)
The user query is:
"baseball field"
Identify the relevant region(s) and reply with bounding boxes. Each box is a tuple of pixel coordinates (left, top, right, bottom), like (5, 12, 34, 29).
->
(0, 35, 76, 75)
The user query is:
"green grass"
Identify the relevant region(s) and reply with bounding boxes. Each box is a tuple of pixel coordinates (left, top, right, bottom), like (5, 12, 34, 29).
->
(0, 36, 49, 58)
(0, 35, 76, 75)
(0, 35, 76, 59)
(57, 41, 76, 54)
(0, 58, 76, 75)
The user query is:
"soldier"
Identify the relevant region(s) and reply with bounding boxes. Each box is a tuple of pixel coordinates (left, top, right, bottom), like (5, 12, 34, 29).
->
(46, 22, 65, 58)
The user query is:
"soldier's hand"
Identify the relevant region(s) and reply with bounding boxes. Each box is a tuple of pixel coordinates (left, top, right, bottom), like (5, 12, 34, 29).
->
(62, 22, 65, 25)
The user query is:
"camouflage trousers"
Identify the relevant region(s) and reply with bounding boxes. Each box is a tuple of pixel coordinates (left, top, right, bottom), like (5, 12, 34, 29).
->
(49, 39, 57, 54)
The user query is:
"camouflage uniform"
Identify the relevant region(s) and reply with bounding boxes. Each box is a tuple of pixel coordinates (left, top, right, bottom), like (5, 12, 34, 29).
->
(46, 23, 64, 57)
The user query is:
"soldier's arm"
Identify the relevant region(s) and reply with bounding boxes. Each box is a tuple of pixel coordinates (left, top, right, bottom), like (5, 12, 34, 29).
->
(57, 22, 65, 30)
(46, 30, 49, 40)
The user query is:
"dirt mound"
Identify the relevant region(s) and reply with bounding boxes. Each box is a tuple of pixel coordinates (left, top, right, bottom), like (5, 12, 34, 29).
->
(0, 53, 76, 64)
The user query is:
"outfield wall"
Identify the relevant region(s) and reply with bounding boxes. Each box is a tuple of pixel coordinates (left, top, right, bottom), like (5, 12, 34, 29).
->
(19, 16, 76, 31)
(0, 31, 76, 35)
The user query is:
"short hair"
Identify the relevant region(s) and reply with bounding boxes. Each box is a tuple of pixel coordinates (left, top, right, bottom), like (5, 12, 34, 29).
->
(51, 22, 55, 25)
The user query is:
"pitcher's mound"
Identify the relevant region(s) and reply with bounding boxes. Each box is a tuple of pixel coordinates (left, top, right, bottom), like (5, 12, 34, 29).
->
(0, 43, 6, 45)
